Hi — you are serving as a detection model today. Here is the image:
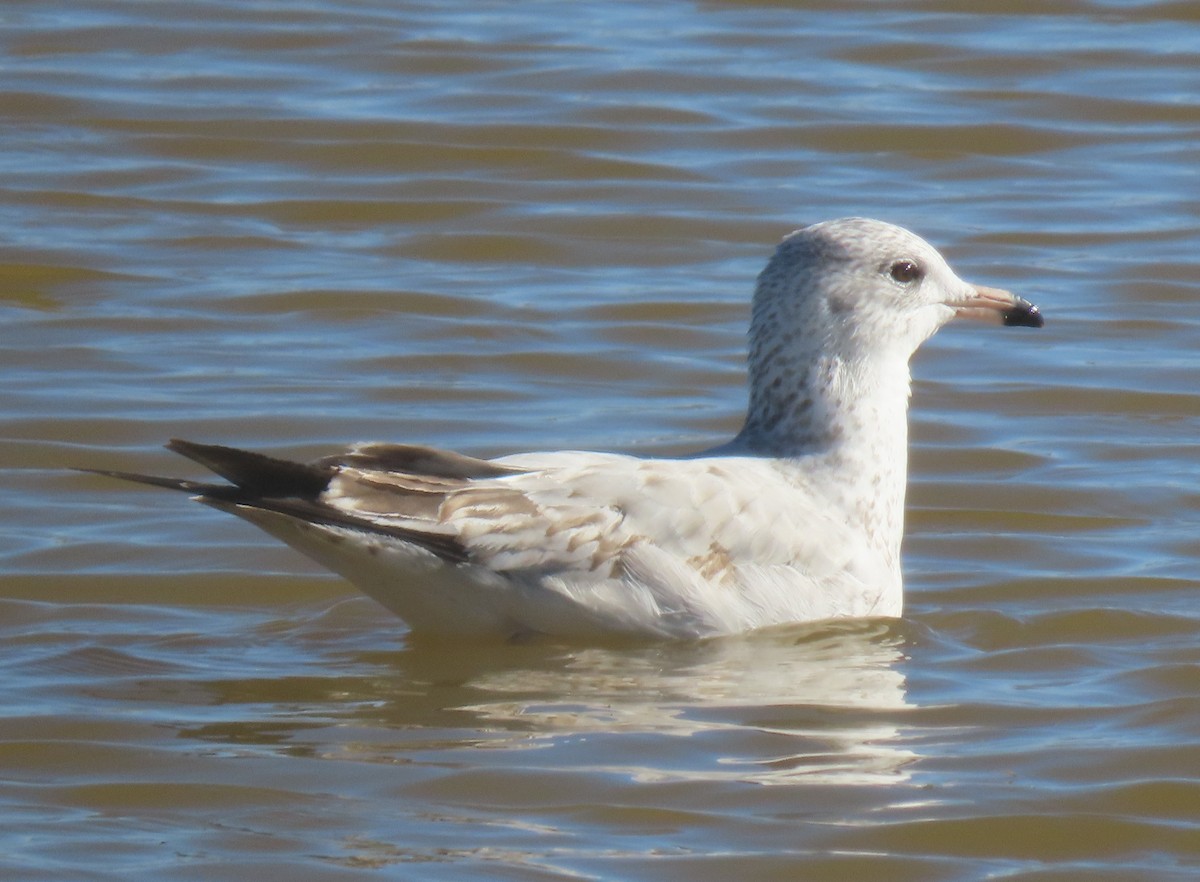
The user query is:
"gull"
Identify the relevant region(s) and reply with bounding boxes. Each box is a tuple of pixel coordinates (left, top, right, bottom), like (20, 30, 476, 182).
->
(88, 218, 1043, 639)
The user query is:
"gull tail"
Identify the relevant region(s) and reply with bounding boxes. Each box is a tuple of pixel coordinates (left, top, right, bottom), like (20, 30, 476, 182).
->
(78, 439, 332, 501)
(79, 439, 471, 562)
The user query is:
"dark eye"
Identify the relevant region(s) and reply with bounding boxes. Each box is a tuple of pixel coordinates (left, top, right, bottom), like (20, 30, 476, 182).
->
(888, 259, 922, 284)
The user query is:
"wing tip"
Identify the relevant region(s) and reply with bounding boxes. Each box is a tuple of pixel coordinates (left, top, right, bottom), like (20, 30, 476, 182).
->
(74, 466, 224, 495)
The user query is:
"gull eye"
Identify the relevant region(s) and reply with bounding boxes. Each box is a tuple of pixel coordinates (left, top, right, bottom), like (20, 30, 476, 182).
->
(888, 259, 922, 285)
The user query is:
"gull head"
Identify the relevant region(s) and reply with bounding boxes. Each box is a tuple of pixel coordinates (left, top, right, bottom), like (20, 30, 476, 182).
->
(751, 217, 1042, 367)
(736, 217, 1042, 454)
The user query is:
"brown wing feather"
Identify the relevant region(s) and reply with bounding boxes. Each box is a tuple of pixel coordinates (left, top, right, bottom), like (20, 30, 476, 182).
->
(202, 495, 470, 563)
(85, 439, 483, 563)
(167, 439, 332, 498)
(317, 442, 526, 480)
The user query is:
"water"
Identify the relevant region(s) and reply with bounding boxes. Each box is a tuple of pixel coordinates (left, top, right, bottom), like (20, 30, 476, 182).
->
(3, 0, 1199, 878)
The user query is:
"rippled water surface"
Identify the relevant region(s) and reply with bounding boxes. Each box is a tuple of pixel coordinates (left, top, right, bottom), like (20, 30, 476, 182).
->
(4, 1, 1200, 879)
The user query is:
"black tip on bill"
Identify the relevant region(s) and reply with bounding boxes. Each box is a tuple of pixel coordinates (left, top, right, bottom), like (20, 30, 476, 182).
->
(1002, 300, 1044, 329)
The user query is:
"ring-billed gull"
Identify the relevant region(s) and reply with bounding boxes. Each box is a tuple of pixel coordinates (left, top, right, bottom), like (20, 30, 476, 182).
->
(89, 218, 1043, 639)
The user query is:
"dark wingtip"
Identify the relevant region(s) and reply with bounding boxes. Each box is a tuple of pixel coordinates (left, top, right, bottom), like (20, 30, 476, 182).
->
(75, 467, 224, 495)
(1002, 301, 1044, 328)
(164, 438, 332, 498)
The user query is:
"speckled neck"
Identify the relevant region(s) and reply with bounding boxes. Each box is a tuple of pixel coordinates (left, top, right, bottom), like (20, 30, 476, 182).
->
(738, 349, 911, 450)
(735, 344, 914, 563)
